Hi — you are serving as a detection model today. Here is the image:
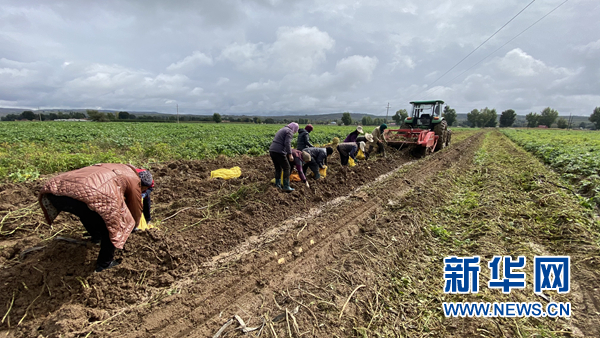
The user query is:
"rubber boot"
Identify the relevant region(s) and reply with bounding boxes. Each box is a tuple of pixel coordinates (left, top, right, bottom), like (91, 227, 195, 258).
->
(95, 259, 121, 273)
(275, 178, 282, 189)
(282, 178, 294, 192)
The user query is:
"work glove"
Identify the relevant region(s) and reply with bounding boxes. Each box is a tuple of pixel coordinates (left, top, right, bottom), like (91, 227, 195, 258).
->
(305, 181, 310, 188)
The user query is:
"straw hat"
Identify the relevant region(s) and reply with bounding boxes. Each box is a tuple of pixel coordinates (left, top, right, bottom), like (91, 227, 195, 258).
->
(356, 126, 364, 134)
(365, 133, 374, 143)
(359, 141, 366, 153)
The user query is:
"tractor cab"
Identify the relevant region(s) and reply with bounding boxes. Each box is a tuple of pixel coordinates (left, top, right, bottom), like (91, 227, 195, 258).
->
(384, 99, 452, 156)
(404, 100, 445, 130)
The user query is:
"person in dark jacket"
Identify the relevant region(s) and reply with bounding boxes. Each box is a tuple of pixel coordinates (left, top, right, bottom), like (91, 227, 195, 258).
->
(303, 147, 333, 179)
(296, 124, 314, 151)
(136, 168, 154, 222)
(343, 126, 364, 143)
(269, 122, 299, 192)
(355, 133, 373, 160)
(337, 142, 363, 166)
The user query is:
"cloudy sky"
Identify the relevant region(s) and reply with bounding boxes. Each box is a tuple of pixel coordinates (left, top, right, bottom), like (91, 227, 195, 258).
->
(0, 0, 598, 116)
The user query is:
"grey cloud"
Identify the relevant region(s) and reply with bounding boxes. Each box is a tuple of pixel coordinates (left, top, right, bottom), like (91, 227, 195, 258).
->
(0, 0, 598, 115)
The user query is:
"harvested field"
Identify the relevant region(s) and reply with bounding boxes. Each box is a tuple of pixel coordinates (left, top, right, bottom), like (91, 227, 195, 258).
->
(0, 130, 599, 337)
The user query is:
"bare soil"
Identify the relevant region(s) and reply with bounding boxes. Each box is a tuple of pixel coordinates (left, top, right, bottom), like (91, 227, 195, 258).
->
(1, 132, 598, 338)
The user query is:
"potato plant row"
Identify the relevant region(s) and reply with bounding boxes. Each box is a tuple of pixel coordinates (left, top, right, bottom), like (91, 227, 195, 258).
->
(0, 122, 357, 181)
(502, 129, 600, 208)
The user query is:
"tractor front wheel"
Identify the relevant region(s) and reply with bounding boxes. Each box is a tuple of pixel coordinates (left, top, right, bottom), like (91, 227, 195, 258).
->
(433, 120, 448, 151)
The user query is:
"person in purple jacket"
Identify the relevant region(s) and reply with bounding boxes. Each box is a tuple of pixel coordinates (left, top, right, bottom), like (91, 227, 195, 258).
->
(343, 126, 364, 142)
(290, 149, 312, 190)
(269, 122, 299, 192)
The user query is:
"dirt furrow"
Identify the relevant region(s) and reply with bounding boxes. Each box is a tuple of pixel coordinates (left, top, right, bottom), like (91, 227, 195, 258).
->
(106, 132, 484, 337)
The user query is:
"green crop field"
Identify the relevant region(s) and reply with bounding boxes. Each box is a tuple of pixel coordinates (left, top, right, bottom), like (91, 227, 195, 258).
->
(0, 122, 475, 182)
(503, 128, 600, 208)
(0, 122, 384, 181)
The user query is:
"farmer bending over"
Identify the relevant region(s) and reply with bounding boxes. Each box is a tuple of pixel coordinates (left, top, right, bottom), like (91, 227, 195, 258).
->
(38, 163, 153, 272)
(337, 141, 366, 166)
(289, 149, 312, 190)
(369, 124, 388, 157)
(302, 147, 333, 179)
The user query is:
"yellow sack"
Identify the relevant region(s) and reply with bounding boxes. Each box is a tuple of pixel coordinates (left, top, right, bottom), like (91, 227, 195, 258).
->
(290, 172, 301, 182)
(137, 197, 154, 231)
(348, 157, 356, 167)
(319, 166, 327, 178)
(210, 166, 242, 180)
(356, 149, 365, 160)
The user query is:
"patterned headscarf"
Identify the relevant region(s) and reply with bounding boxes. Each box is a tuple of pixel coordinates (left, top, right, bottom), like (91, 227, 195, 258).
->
(287, 122, 299, 134)
(138, 170, 154, 187)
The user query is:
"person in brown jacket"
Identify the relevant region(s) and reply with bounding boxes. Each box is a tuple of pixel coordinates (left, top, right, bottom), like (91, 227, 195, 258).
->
(38, 163, 152, 272)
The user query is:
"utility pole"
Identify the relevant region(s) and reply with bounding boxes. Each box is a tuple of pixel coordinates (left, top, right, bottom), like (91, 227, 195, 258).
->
(385, 102, 391, 123)
(568, 113, 573, 130)
(177, 103, 179, 124)
(38, 106, 42, 122)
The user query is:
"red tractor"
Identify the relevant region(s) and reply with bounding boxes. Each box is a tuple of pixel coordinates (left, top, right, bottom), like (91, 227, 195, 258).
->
(384, 100, 451, 156)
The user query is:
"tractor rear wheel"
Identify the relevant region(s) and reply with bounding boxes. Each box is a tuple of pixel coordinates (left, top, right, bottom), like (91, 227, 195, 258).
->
(433, 120, 448, 151)
(446, 129, 452, 147)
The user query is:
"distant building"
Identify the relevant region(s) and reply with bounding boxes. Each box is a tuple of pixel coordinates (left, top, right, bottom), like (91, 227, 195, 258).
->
(330, 121, 337, 125)
(538, 125, 548, 128)
(54, 119, 90, 122)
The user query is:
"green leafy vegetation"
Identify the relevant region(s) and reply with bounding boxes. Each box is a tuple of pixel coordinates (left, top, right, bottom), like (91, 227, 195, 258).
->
(0, 122, 358, 181)
(502, 128, 600, 208)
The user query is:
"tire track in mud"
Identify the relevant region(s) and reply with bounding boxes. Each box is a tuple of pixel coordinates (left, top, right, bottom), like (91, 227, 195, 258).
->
(116, 132, 484, 337)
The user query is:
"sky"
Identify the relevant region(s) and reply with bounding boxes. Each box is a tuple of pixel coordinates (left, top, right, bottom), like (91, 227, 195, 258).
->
(0, 0, 598, 116)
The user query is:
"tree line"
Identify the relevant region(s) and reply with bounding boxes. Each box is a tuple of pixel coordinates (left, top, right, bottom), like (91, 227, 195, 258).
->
(4, 107, 600, 129)
(335, 106, 600, 130)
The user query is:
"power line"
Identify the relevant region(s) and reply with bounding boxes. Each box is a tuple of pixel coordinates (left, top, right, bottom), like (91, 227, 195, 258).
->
(442, 0, 569, 87)
(428, 0, 536, 88)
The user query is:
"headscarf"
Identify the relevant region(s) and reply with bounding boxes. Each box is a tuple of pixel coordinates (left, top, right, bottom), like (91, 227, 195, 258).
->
(287, 122, 299, 134)
(301, 151, 311, 163)
(380, 123, 388, 131)
(137, 169, 154, 188)
(305, 124, 313, 132)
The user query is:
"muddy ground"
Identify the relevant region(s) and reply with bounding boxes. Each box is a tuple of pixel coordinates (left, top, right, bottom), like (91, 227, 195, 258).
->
(1, 132, 598, 338)
(1, 141, 419, 337)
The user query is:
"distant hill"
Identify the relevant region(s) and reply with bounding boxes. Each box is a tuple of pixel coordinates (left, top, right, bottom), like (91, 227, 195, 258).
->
(0, 108, 160, 117)
(0, 107, 593, 127)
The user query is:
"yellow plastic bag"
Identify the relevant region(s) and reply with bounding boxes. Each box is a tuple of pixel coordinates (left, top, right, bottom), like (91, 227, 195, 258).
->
(290, 172, 301, 182)
(348, 157, 356, 167)
(210, 166, 242, 180)
(137, 197, 154, 230)
(356, 149, 365, 160)
(319, 166, 327, 178)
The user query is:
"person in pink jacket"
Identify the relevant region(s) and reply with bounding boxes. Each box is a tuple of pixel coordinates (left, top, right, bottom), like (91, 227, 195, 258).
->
(39, 163, 153, 272)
